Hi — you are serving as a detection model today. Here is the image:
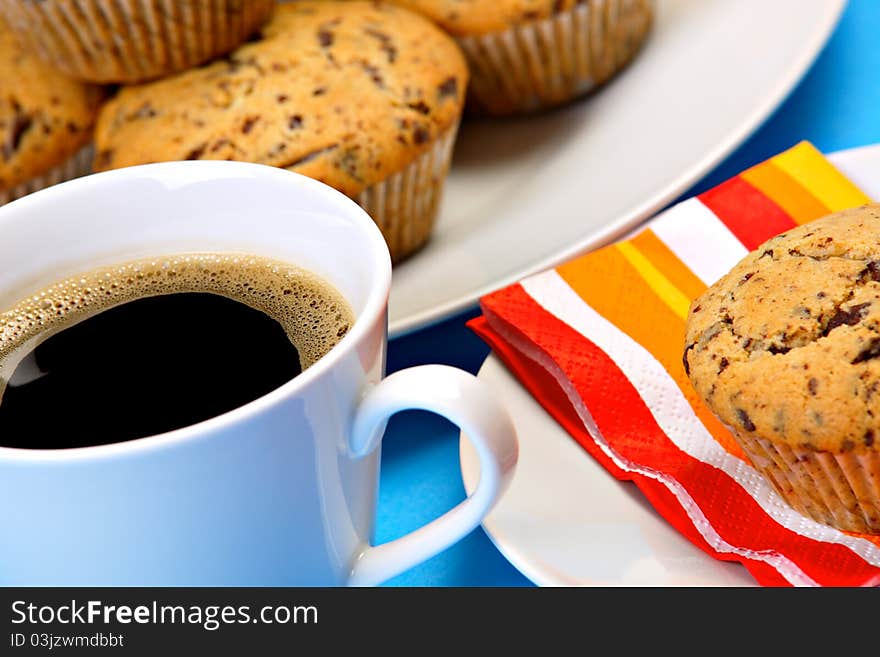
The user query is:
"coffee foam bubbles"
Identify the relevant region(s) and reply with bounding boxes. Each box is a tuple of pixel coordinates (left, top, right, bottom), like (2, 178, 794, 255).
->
(0, 254, 354, 387)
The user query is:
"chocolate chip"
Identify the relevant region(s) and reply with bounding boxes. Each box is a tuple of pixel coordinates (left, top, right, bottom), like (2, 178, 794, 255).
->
(438, 76, 458, 101)
(860, 261, 880, 283)
(682, 343, 695, 376)
(185, 142, 207, 160)
(288, 115, 303, 130)
(364, 28, 397, 63)
(318, 30, 334, 48)
(852, 337, 880, 364)
(360, 62, 384, 87)
(276, 94, 289, 104)
(760, 249, 774, 259)
(413, 126, 429, 145)
(408, 101, 430, 115)
(808, 378, 818, 395)
(718, 357, 729, 374)
(824, 303, 870, 335)
(241, 115, 260, 134)
(768, 345, 791, 355)
(736, 409, 756, 432)
(313, 87, 327, 96)
(866, 429, 875, 447)
(3, 112, 32, 161)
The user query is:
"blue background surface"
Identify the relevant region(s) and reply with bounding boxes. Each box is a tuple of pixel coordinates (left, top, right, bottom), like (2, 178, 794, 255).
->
(376, 0, 878, 586)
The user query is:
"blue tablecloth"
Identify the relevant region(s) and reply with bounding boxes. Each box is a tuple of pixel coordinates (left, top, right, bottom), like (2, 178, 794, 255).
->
(377, 0, 880, 587)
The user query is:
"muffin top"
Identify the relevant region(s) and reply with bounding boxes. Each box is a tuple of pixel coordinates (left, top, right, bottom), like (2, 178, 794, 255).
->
(388, 0, 585, 36)
(0, 22, 102, 191)
(93, 1, 467, 197)
(684, 205, 880, 453)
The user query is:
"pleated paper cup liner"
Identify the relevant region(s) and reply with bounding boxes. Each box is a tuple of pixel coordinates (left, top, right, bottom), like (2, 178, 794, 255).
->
(0, 0, 276, 84)
(735, 431, 880, 535)
(0, 142, 94, 207)
(355, 122, 459, 263)
(458, 0, 653, 116)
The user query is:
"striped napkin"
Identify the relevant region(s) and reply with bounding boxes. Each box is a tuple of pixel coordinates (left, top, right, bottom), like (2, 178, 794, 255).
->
(469, 142, 880, 587)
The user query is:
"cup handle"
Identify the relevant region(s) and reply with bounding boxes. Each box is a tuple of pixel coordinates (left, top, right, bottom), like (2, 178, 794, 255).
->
(347, 364, 518, 586)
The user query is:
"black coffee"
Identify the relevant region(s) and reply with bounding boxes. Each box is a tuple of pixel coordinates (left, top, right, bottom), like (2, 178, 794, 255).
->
(0, 254, 353, 449)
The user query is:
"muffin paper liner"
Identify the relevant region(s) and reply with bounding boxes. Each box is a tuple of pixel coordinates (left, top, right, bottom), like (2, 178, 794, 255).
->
(737, 433, 880, 534)
(467, 142, 880, 587)
(356, 123, 459, 263)
(457, 0, 653, 115)
(0, 0, 276, 83)
(0, 142, 93, 207)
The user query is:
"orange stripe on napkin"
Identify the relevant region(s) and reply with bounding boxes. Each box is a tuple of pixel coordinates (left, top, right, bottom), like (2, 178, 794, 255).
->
(557, 249, 748, 460)
(772, 141, 871, 211)
(741, 161, 830, 224)
(629, 229, 706, 301)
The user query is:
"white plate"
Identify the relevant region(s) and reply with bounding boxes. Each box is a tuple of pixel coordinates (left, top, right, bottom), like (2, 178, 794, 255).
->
(389, 0, 845, 336)
(459, 144, 880, 586)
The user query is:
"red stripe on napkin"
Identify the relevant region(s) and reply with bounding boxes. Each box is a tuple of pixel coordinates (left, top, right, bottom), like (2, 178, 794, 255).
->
(699, 177, 797, 250)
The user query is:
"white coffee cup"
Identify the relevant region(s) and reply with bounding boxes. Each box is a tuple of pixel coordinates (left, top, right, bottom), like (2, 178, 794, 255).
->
(0, 162, 517, 586)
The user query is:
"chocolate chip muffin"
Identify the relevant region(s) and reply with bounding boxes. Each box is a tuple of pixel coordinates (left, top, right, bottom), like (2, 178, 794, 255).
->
(0, 19, 102, 205)
(0, 0, 276, 83)
(93, 1, 467, 262)
(684, 205, 880, 534)
(390, 0, 653, 115)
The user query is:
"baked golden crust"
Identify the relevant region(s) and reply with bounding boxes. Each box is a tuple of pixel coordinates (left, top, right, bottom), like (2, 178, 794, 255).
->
(685, 205, 880, 454)
(93, 1, 467, 198)
(0, 22, 102, 191)
(388, 0, 586, 36)
(684, 206, 880, 533)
